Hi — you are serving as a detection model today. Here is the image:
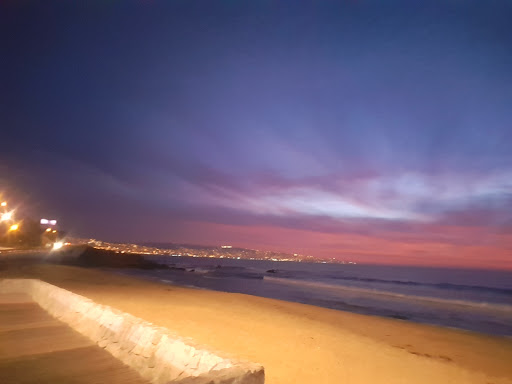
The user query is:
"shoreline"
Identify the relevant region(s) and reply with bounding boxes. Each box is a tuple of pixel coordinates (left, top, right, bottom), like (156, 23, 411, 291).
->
(114, 268, 512, 337)
(1, 262, 512, 383)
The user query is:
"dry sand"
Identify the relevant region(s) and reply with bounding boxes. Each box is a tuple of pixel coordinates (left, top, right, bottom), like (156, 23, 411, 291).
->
(1, 262, 511, 384)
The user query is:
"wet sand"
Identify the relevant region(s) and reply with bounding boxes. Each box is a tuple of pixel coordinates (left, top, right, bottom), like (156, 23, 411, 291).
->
(1, 262, 511, 384)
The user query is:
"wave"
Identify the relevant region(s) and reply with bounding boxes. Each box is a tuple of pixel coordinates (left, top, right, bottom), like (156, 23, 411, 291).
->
(147, 255, 512, 294)
(264, 276, 512, 313)
(295, 273, 512, 296)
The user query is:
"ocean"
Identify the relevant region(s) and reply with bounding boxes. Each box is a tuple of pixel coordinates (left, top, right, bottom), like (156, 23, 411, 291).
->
(116, 256, 512, 336)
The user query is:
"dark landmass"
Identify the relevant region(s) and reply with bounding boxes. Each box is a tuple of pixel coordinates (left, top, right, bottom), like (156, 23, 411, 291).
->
(143, 242, 219, 251)
(81, 238, 336, 263)
(55, 246, 166, 269)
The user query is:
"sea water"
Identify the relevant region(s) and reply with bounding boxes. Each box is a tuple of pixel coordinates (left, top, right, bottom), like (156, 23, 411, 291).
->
(117, 256, 512, 336)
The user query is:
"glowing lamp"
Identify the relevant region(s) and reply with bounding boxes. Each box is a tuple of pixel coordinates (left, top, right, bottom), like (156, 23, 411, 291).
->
(1, 211, 13, 221)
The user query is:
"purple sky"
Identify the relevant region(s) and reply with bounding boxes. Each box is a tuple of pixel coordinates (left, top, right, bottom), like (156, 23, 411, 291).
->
(1, 1, 511, 268)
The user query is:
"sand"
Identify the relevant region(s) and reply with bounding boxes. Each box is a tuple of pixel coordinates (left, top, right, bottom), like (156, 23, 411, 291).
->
(1, 261, 511, 384)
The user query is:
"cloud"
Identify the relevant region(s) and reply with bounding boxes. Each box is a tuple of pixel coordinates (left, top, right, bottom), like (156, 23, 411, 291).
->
(164, 163, 512, 227)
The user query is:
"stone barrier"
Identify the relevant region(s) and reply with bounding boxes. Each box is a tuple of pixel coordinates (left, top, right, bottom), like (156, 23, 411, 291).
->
(0, 279, 264, 384)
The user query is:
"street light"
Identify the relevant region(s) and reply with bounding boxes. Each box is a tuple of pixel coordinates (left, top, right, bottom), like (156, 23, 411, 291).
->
(1, 201, 6, 207)
(9, 224, 19, 231)
(1, 211, 13, 221)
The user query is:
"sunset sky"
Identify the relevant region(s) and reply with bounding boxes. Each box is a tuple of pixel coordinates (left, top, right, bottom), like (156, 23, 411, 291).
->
(1, 1, 511, 268)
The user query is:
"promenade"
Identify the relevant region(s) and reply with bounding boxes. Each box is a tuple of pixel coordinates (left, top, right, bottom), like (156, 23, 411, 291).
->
(0, 292, 149, 384)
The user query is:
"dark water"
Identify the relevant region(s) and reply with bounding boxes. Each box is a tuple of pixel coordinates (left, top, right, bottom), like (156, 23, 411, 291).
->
(116, 256, 512, 336)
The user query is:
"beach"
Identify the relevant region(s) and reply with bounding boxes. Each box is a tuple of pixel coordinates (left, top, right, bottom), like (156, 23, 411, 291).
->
(1, 261, 511, 384)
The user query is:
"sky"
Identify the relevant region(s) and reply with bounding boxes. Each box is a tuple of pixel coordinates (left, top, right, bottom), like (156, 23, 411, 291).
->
(1, 1, 511, 268)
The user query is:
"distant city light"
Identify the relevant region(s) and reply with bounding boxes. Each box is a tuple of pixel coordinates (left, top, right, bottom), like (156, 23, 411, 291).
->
(9, 224, 19, 231)
(221, 245, 232, 249)
(49, 220, 57, 225)
(1, 201, 6, 207)
(1, 211, 13, 221)
(53, 241, 64, 250)
(45, 228, 51, 232)
(40, 219, 49, 224)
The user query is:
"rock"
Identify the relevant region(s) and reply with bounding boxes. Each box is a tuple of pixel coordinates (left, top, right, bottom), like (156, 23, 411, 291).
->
(59, 246, 166, 269)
